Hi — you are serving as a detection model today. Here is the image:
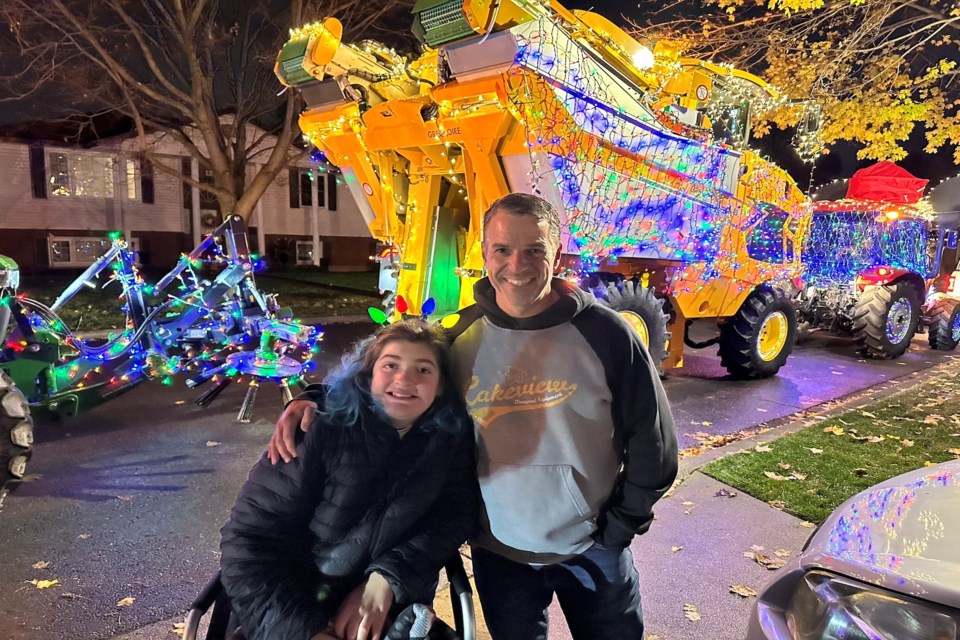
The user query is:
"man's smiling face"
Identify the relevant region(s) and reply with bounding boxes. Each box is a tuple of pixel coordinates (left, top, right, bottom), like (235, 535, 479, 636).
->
(482, 210, 562, 319)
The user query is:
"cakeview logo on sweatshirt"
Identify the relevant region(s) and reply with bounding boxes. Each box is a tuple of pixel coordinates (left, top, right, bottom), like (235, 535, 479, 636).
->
(465, 367, 577, 427)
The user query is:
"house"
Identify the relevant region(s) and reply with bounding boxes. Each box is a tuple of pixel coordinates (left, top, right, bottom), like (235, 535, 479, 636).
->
(0, 120, 376, 273)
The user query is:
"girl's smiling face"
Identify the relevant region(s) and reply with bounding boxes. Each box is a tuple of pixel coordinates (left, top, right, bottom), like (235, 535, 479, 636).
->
(370, 340, 441, 430)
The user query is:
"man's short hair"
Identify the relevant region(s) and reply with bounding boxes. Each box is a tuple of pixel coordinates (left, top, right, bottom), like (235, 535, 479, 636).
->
(483, 193, 562, 249)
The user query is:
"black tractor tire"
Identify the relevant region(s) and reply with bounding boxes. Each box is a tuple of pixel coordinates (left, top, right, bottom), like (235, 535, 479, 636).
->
(0, 370, 33, 510)
(927, 297, 960, 351)
(718, 286, 796, 379)
(591, 279, 670, 374)
(852, 281, 921, 359)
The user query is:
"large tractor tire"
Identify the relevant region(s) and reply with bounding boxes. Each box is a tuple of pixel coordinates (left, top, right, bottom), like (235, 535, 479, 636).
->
(852, 281, 921, 359)
(927, 297, 960, 351)
(718, 286, 796, 379)
(0, 370, 32, 510)
(592, 279, 670, 374)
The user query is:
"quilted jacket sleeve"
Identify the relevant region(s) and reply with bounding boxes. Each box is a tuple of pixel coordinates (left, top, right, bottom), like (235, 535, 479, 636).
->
(366, 428, 478, 605)
(219, 427, 330, 640)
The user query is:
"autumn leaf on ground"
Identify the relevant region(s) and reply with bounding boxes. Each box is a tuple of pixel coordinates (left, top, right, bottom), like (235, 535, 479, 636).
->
(923, 415, 942, 425)
(744, 551, 787, 570)
(117, 597, 136, 607)
(866, 436, 885, 443)
(799, 521, 816, 528)
(768, 500, 786, 509)
(671, 546, 684, 553)
(730, 584, 758, 598)
(764, 471, 793, 481)
(32, 561, 50, 570)
(901, 439, 914, 448)
(948, 449, 960, 457)
(807, 448, 824, 454)
(683, 604, 701, 621)
(777, 462, 792, 470)
(755, 444, 773, 452)
(860, 411, 877, 418)
(172, 622, 185, 636)
(775, 549, 792, 557)
(206, 441, 221, 447)
(715, 488, 738, 498)
(854, 468, 869, 477)
(30, 579, 60, 589)
(681, 501, 695, 506)
(77, 534, 91, 540)
(824, 426, 845, 436)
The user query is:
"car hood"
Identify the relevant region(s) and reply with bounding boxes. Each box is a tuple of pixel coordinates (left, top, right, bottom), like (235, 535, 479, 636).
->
(801, 459, 960, 608)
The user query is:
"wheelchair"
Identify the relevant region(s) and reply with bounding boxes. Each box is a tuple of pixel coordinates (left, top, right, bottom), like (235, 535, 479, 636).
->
(183, 554, 477, 640)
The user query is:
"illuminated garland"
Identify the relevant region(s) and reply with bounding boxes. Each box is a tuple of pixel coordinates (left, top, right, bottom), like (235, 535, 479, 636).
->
(804, 200, 933, 286)
(508, 18, 807, 294)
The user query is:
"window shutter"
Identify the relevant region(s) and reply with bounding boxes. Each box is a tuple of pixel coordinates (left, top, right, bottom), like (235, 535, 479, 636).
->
(289, 168, 300, 208)
(181, 157, 192, 209)
(326, 173, 337, 211)
(29, 145, 47, 199)
(141, 159, 155, 204)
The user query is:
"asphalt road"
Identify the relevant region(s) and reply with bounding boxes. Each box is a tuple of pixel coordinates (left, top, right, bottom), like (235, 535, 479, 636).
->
(0, 323, 956, 640)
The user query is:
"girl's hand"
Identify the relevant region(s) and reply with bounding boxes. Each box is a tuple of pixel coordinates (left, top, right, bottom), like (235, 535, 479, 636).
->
(333, 572, 395, 640)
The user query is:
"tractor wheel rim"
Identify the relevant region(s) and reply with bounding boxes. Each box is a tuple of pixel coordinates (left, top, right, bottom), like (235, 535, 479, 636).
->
(757, 311, 789, 362)
(886, 298, 912, 344)
(951, 312, 960, 343)
(619, 311, 650, 348)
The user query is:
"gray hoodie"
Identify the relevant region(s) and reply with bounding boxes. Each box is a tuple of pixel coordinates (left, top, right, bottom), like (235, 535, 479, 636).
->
(447, 278, 678, 565)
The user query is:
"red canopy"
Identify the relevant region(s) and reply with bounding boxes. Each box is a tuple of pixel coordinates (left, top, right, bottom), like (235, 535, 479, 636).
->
(845, 161, 928, 204)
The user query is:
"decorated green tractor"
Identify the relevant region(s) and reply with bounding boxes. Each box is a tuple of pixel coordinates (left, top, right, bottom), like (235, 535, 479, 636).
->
(0, 217, 320, 508)
(797, 163, 960, 358)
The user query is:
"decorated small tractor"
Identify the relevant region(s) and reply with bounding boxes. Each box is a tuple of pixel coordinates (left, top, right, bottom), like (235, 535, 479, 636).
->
(0, 217, 320, 508)
(797, 162, 960, 358)
(276, 0, 816, 378)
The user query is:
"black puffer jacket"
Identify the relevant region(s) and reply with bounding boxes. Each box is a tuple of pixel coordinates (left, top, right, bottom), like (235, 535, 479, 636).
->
(220, 402, 478, 640)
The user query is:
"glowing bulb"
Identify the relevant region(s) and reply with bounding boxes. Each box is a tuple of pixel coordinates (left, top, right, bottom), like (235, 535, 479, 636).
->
(632, 46, 655, 70)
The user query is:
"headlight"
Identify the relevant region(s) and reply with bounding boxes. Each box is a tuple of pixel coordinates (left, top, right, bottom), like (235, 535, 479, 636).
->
(786, 570, 959, 639)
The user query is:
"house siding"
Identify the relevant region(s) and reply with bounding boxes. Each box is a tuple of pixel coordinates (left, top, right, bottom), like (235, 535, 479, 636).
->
(0, 136, 374, 273)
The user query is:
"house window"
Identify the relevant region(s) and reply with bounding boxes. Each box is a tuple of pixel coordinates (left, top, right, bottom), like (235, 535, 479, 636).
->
(46, 151, 141, 201)
(290, 168, 326, 208)
(125, 159, 140, 201)
(47, 236, 140, 268)
(296, 240, 317, 265)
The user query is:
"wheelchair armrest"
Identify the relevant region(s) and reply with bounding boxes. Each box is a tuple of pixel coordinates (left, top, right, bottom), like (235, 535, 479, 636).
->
(444, 554, 472, 599)
(183, 570, 223, 640)
(443, 554, 475, 640)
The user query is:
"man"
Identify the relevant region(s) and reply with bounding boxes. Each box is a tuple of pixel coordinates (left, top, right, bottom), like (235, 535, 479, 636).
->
(270, 193, 679, 640)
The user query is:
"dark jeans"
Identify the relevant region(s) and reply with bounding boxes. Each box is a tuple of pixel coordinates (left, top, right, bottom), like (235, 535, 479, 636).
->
(472, 544, 644, 640)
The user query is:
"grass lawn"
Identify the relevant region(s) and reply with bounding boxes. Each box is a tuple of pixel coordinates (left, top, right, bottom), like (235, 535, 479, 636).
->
(12, 270, 381, 331)
(701, 362, 960, 523)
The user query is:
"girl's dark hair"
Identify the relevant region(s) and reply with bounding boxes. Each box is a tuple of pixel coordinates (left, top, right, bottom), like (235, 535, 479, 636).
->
(321, 318, 466, 431)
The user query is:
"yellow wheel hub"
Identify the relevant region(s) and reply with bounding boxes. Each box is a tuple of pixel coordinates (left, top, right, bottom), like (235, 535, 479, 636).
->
(619, 311, 649, 348)
(757, 311, 789, 362)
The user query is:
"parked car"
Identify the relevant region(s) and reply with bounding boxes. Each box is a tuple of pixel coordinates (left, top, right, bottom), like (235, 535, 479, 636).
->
(747, 459, 960, 639)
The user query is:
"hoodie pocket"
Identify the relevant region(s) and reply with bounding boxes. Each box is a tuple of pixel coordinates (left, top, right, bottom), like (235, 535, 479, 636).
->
(480, 461, 595, 554)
